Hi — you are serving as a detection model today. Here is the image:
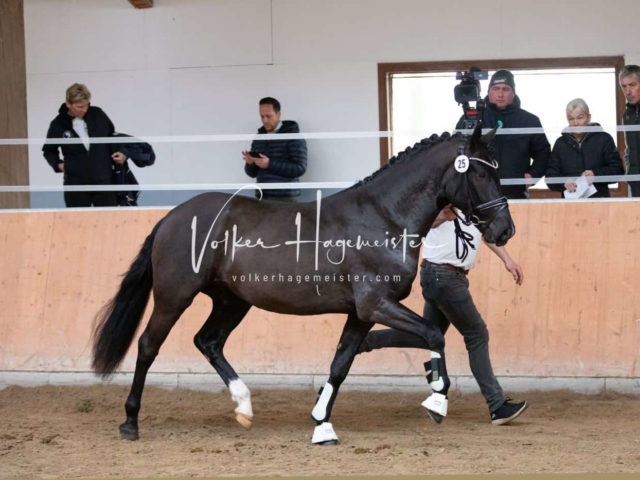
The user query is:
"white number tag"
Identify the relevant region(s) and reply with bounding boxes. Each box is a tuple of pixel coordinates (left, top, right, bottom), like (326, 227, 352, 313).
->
(455, 155, 469, 173)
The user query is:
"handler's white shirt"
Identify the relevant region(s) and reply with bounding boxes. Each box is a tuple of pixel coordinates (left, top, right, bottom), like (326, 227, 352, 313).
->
(422, 213, 483, 270)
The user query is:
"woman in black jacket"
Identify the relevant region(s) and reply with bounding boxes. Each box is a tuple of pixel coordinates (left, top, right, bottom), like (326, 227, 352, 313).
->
(42, 83, 126, 208)
(546, 98, 624, 198)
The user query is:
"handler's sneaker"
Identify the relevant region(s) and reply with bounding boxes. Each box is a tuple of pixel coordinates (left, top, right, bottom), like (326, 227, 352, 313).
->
(490, 397, 528, 425)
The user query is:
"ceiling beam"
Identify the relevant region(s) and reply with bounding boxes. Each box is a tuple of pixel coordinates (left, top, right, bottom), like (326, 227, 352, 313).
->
(128, 0, 153, 8)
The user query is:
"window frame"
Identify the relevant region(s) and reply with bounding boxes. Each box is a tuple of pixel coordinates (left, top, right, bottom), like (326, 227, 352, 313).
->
(377, 56, 628, 198)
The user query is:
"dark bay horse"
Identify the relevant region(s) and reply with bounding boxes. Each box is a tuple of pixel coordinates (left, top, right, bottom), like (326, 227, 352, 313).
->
(91, 124, 514, 445)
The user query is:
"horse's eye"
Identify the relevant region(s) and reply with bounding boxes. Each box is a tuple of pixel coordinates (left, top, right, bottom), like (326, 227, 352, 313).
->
(478, 171, 487, 179)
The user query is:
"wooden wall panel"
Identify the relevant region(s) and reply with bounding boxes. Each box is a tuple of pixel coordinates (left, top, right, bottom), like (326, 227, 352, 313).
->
(0, 0, 29, 208)
(2, 203, 640, 379)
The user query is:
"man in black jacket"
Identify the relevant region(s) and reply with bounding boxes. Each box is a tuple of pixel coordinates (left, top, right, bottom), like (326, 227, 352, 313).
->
(42, 83, 126, 208)
(619, 65, 640, 197)
(242, 97, 308, 202)
(456, 70, 551, 199)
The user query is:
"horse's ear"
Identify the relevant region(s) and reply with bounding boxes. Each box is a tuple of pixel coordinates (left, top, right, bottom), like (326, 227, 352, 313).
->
(482, 125, 499, 145)
(469, 122, 483, 150)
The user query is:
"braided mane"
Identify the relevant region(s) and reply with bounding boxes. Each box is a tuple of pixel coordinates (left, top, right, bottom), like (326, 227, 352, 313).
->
(348, 131, 465, 190)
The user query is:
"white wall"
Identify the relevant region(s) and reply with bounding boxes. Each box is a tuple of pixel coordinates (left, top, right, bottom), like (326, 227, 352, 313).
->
(23, 0, 640, 205)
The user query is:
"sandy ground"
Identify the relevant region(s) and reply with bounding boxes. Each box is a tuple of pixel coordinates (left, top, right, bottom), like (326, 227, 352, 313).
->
(1, 385, 639, 478)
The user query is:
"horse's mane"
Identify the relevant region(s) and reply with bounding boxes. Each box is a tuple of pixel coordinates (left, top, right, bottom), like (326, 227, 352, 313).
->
(348, 131, 465, 190)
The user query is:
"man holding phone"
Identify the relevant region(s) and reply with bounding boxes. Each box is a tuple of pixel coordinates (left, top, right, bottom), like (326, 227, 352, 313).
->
(242, 97, 308, 202)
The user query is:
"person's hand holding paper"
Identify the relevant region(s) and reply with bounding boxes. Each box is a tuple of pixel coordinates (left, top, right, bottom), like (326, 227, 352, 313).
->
(563, 174, 597, 199)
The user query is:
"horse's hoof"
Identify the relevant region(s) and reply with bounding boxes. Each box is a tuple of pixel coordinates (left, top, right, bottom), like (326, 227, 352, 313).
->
(235, 412, 253, 430)
(311, 422, 339, 445)
(119, 423, 139, 441)
(426, 409, 444, 425)
(314, 439, 339, 446)
(422, 393, 447, 425)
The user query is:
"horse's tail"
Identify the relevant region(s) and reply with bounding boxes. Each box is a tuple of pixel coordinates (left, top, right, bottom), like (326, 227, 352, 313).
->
(91, 219, 164, 379)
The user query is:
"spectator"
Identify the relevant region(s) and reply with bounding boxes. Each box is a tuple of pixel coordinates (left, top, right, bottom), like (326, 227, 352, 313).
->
(42, 83, 126, 208)
(546, 98, 624, 198)
(242, 97, 307, 203)
(619, 65, 640, 197)
(456, 70, 551, 199)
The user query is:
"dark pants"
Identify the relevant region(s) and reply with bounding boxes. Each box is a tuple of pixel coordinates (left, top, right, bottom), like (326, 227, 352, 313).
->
(63, 176, 119, 208)
(628, 182, 640, 198)
(64, 191, 118, 208)
(361, 263, 505, 412)
(623, 165, 640, 197)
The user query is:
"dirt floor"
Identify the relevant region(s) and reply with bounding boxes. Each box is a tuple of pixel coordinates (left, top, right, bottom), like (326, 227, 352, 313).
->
(1, 385, 639, 478)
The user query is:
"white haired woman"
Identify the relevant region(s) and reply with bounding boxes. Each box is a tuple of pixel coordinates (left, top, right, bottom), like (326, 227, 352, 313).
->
(546, 98, 624, 198)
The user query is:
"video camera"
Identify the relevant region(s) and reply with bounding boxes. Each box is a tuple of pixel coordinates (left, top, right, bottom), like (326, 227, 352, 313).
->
(454, 67, 489, 129)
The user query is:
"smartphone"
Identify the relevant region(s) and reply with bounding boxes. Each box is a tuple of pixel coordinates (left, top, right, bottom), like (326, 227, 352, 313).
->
(249, 151, 262, 158)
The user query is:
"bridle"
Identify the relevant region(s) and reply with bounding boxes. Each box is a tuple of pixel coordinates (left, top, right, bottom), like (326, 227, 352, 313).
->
(449, 136, 509, 228)
(448, 136, 512, 262)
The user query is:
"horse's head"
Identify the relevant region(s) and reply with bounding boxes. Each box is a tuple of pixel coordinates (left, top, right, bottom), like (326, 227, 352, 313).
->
(440, 123, 515, 246)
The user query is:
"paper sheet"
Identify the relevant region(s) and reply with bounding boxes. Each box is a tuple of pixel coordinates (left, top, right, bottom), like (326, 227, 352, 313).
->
(563, 175, 597, 199)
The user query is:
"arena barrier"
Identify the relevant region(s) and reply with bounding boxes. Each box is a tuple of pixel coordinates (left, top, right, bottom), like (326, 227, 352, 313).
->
(2, 199, 640, 394)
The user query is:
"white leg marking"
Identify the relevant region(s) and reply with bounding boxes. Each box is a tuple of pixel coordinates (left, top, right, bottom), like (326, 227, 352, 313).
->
(229, 378, 253, 417)
(311, 382, 334, 422)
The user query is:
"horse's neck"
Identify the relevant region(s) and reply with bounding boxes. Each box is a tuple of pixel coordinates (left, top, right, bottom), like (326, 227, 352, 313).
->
(355, 154, 449, 238)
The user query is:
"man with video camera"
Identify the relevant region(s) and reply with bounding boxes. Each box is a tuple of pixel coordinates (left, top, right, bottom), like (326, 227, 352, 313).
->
(455, 69, 551, 200)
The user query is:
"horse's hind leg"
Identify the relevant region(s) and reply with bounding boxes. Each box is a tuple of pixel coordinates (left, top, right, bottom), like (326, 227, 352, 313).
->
(120, 296, 193, 441)
(360, 296, 450, 424)
(311, 314, 373, 446)
(193, 291, 253, 429)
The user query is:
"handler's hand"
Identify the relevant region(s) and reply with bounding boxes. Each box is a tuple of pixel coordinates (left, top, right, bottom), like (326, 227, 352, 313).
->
(504, 259, 524, 286)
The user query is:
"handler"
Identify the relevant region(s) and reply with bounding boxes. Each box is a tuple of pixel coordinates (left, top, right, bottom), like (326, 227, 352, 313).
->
(358, 205, 529, 425)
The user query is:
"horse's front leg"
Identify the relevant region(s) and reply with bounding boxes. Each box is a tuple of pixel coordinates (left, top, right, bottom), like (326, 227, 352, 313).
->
(310, 313, 372, 446)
